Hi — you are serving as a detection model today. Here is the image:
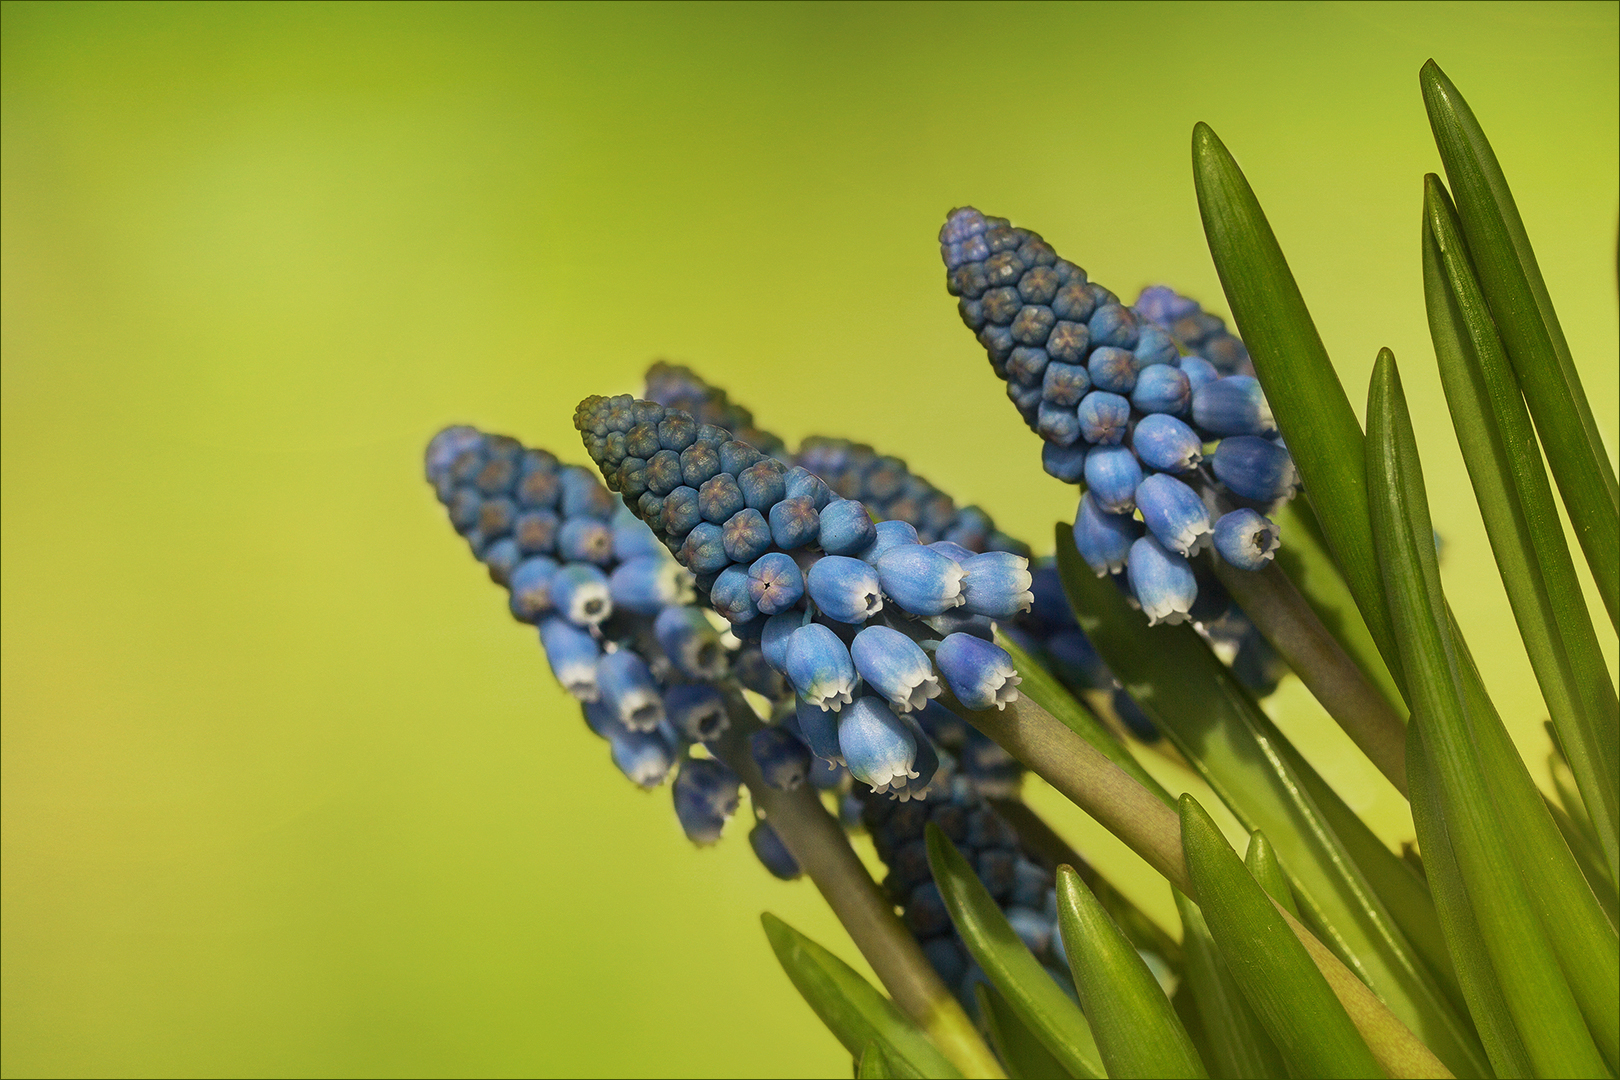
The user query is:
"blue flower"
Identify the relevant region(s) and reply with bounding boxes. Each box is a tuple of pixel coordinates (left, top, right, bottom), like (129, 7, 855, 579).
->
(793, 694, 844, 762)
(508, 556, 560, 622)
(611, 509, 665, 560)
(1180, 356, 1219, 390)
(653, 605, 728, 679)
(558, 516, 614, 564)
(673, 757, 740, 846)
(661, 485, 701, 538)
(934, 633, 1021, 710)
(959, 551, 1034, 619)
(609, 555, 691, 615)
(664, 683, 728, 742)
(860, 519, 921, 565)
(839, 696, 920, 796)
(1083, 444, 1143, 514)
(877, 544, 967, 617)
(1130, 364, 1191, 415)
(598, 648, 665, 730)
(1075, 390, 1131, 445)
(1191, 374, 1275, 436)
(1042, 361, 1090, 407)
(709, 563, 758, 624)
(1213, 508, 1281, 570)
(851, 625, 942, 712)
(1133, 323, 1180, 368)
(807, 555, 885, 623)
(679, 442, 722, 489)
(1211, 435, 1299, 501)
(751, 727, 812, 790)
(768, 495, 821, 550)
(679, 521, 730, 574)
(818, 499, 878, 556)
(721, 507, 773, 563)
(747, 552, 805, 615)
(749, 819, 801, 880)
(1127, 536, 1197, 626)
(784, 465, 834, 509)
(1088, 346, 1139, 394)
(1072, 492, 1139, 576)
(609, 728, 677, 789)
(760, 611, 800, 672)
(1089, 303, 1139, 349)
(1041, 442, 1088, 483)
(698, 473, 745, 524)
(539, 616, 600, 700)
(550, 562, 614, 625)
(1135, 473, 1212, 556)
(892, 711, 941, 801)
(784, 623, 859, 710)
(582, 699, 626, 741)
(738, 459, 787, 511)
(1131, 413, 1203, 473)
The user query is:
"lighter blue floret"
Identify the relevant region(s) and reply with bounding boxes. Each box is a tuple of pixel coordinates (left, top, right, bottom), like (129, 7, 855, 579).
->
(598, 648, 665, 730)
(760, 611, 801, 672)
(850, 625, 942, 712)
(959, 552, 1034, 619)
(1131, 364, 1191, 415)
(747, 552, 805, 615)
(839, 695, 920, 796)
(550, 562, 614, 625)
(1076, 391, 1131, 445)
(749, 819, 801, 880)
(1211, 435, 1299, 501)
(807, 555, 885, 623)
(1180, 356, 1219, 391)
(860, 519, 921, 565)
(1127, 536, 1198, 626)
(1133, 322, 1180, 367)
(710, 563, 758, 624)
(784, 466, 834, 509)
(1042, 442, 1087, 483)
(1084, 445, 1143, 514)
(819, 499, 878, 556)
(784, 623, 859, 711)
(877, 544, 967, 617)
(794, 694, 844, 762)
(934, 632, 1021, 710)
(540, 616, 600, 700)
(508, 556, 560, 622)
(1072, 492, 1139, 576)
(609, 728, 677, 789)
(1136, 473, 1212, 556)
(609, 555, 690, 614)
(1131, 414, 1203, 473)
(664, 683, 728, 741)
(1191, 375, 1275, 436)
(1214, 508, 1281, 570)
(673, 757, 740, 845)
(558, 517, 614, 564)
(654, 605, 727, 679)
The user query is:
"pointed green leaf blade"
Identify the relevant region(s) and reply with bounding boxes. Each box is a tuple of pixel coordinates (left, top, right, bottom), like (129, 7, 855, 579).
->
(861, 1044, 900, 1080)
(974, 984, 1074, 1080)
(1180, 794, 1382, 1078)
(1054, 865, 1207, 1078)
(1243, 832, 1300, 920)
(1172, 890, 1288, 1080)
(925, 826, 1105, 1080)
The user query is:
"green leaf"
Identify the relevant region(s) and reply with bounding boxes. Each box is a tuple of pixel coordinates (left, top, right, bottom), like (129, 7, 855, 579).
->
(860, 1044, 900, 1080)
(1421, 59, 1619, 628)
(1365, 350, 1608, 1078)
(1054, 865, 1207, 1078)
(1172, 890, 1288, 1080)
(1422, 174, 1620, 882)
(1179, 793, 1383, 1078)
(1055, 527, 1489, 1078)
(925, 825, 1106, 1080)
(1191, 120, 1406, 693)
(1243, 832, 1300, 920)
(761, 913, 959, 1079)
(974, 984, 1074, 1080)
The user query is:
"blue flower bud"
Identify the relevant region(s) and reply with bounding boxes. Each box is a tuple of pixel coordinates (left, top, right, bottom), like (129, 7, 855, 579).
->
(1191, 375, 1275, 436)
(698, 473, 745, 524)
(794, 694, 844, 761)
(749, 819, 802, 880)
(738, 459, 787, 511)
(559, 468, 614, 519)
(934, 633, 1021, 710)
(929, 540, 978, 563)
(784, 465, 833, 509)
(840, 696, 920, 796)
(1211, 435, 1299, 501)
(673, 758, 740, 845)
(807, 555, 885, 623)
(513, 509, 560, 555)
(661, 485, 701, 537)
(1076, 390, 1131, 445)
(751, 727, 812, 790)
(1083, 445, 1143, 514)
(679, 521, 730, 574)
(737, 554, 798, 617)
(508, 556, 560, 622)
(1041, 442, 1088, 483)
(1133, 322, 1180, 367)
(1136, 473, 1212, 556)
(1036, 401, 1082, 446)
(1180, 356, 1219, 390)
(611, 510, 665, 560)
(819, 499, 878, 556)
(582, 699, 626, 741)
(877, 544, 967, 617)
(960, 551, 1034, 618)
(679, 442, 721, 488)
(598, 648, 664, 730)
(660, 683, 726, 742)
(860, 519, 921, 565)
(709, 564, 758, 624)
(609, 554, 691, 615)
(719, 440, 763, 477)
(784, 623, 859, 711)
(1089, 303, 1139, 349)
(1213, 508, 1280, 570)
(1130, 364, 1191, 415)
(721, 507, 772, 563)
(1131, 414, 1203, 473)
(1127, 536, 1197, 626)
(1088, 346, 1139, 394)
(850, 625, 942, 712)
(892, 711, 940, 801)
(539, 616, 600, 699)
(768, 495, 821, 550)
(482, 537, 522, 585)
(1006, 345, 1048, 386)
(654, 605, 727, 679)
(644, 449, 683, 496)
(609, 728, 677, 789)
(550, 562, 614, 625)
(760, 611, 800, 672)
(1072, 492, 1139, 575)
(1041, 360, 1091, 407)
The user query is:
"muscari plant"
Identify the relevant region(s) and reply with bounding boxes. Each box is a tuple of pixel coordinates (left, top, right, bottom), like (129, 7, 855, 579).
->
(423, 61, 1617, 1079)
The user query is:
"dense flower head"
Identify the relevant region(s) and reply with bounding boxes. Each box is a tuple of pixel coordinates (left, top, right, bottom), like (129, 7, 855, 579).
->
(643, 360, 789, 459)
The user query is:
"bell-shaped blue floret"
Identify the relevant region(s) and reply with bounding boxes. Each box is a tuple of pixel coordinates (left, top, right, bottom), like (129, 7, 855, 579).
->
(746, 552, 805, 615)
(850, 625, 942, 712)
(1180, 356, 1219, 391)
(550, 562, 613, 626)
(876, 544, 966, 617)
(1211, 435, 1299, 501)
(783, 465, 833, 509)
(558, 517, 615, 564)
(508, 556, 560, 622)
(1191, 374, 1275, 436)
(959, 551, 1034, 619)
(1136, 473, 1212, 557)
(598, 648, 665, 730)
(483, 537, 523, 586)
(807, 555, 884, 623)
(709, 563, 758, 624)
(1130, 364, 1191, 415)
(1083, 445, 1143, 514)
(860, 519, 921, 565)
(611, 508, 665, 560)
(760, 611, 800, 672)
(751, 727, 812, 790)
(793, 694, 844, 762)
(654, 605, 727, 680)
(784, 623, 859, 711)
(672, 757, 740, 846)
(1041, 441, 1087, 483)
(664, 683, 728, 742)
(768, 495, 821, 550)
(1076, 390, 1131, 445)
(609, 728, 677, 789)
(929, 540, 978, 563)
(679, 521, 730, 574)
(582, 699, 626, 740)
(934, 633, 1021, 711)
(1127, 536, 1197, 626)
(1072, 491, 1140, 576)
(721, 507, 773, 563)
(839, 696, 919, 796)
(749, 819, 801, 880)
(892, 711, 940, 801)
(818, 499, 877, 556)
(540, 615, 600, 700)
(1213, 508, 1281, 570)
(609, 555, 691, 615)
(1131, 413, 1203, 473)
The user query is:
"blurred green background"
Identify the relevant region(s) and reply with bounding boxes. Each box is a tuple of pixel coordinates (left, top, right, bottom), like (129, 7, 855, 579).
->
(2, 2, 1615, 1076)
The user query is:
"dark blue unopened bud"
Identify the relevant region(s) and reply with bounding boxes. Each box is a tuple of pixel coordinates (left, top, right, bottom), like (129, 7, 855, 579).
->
(508, 556, 560, 621)
(1089, 303, 1139, 349)
(1127, 536, 1197, 626)
(1084, 445, 1143, 514)
(698, 473, 745, 525)
(598, 648, 664, 730)
(1006, 346, 1048, 386)
(877, 544, 967, 617)
(1131, 414, 1203, 473)
(679, 442, 722, 489)
(1211, 435, 1299, 501)
(609, 555, 691, 615)
(1036, 401, 1082, 446)
(1041, 442, 1088, 483)
(721, 507, 772, 563)
(751, 727, 812, 790)
(807, 555, 884, 623)
(1180, 356, 1219, 391)
(1133, 323, 1179, 367)
(794, 694, 844, 762)
(1041, 360, 1091, 407)
(760, 611, 800, 672)
(483, 537, 522, 585)
(960, 551, 1034, 619)
(785, 623, 859, 711)
(1191, 375, 1275, 436)
(851, 625, 942, 712)
(1130, 364, 1191, 415)
(1076, 391, 1131, 445)
(560, 468, 615, 519)
(550, 562, 613, 625)
(654, 605, 727, 679)
(662, 486, 701, 538)
(611, 509, 664, 560)
(784, 466, 833, 509)
(673, 758, 740, 846)
(719, 440, 763, 476)
(1136, 473, 1212, 556)
(539, 616, 600, 699)
(768, 495, 821, 550)
(749, 819, 801, 880)
(861, 519, 921, 565)
(840, 696, 920, 796)
(609, 728, 677, 789)
(934, 633, 1021, 710)
(1213, 508, 1280, 570)
(679, 521, 729, 574)
(710, 564, 758, 624)
(1072, 492, 1138, 576)
(1088, 346, 1139, 394)
(819, 499, 878, 556)
(644, 450, 683, 496)
(747, 552, 804, 615)
(738, 459, 787, 511)
(583, 699, 626, 741)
